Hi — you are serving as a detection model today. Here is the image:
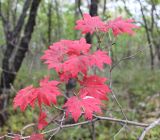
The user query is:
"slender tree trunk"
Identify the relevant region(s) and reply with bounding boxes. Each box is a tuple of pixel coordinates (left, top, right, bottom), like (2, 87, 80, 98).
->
(103, 0, 106, 16)
(138, 0, 154, 70)
(85, 0, 98, 44)
(47, 1, 52, 45)
(74, 0, 80, 39)
(0, 0, 41, 126)
(54, 0, 61, 40)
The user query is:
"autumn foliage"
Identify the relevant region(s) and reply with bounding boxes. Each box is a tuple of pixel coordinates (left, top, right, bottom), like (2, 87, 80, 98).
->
(13, 13, 138, 139)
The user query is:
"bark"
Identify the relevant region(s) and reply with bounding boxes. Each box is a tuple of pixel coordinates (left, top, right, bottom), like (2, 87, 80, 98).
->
(0, 0, 41, 126)
(85, 0, 98, 44)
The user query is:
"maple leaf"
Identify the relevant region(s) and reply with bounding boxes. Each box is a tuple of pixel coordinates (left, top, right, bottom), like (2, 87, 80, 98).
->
(63, 38, 91, 56)
(75, 13, 107, 34)
(13, 77, 61, 111)
(59, 50, 111, 81)
(38, 112, 48, 130)
(41, 41, 66, 72)
(63, 96, 102, 122)
(41, 38, 91, 73)
(106, 17, 139, 36)
(79, 75, 110, 100)
(13, 85, 37, 111)
(29, 133, 44, 140)
(61, 55, 90, 80)
(37, 77, 61, 106)
(89, 50, 112, 69)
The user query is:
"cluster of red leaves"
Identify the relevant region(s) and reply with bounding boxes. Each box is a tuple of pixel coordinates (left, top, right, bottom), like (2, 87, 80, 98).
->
(41, 38, 111, 81)
(13, 13, 138, 139)
(75, 13, 139, 36)
(13, 37, 111, 131)
(40, 38, 111, 121)
(13, 77, 61, 129)
(75, 13, 107, 34)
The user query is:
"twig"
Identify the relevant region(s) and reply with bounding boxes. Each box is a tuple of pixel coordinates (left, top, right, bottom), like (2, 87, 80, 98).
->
(94, 115, 148, 127)
(111, 89, 128, 121)
(110, 48, 145, 71)
(108, 34, 128, 122)
(91, 121, 96, 140)
(48, 112, 65, 140)
(21, 123, 36, 135)
(114, 124, 126, 140)
(78, 0, 83, 18)
(138, 118, 160, 140)
(1, 115, 150, 139)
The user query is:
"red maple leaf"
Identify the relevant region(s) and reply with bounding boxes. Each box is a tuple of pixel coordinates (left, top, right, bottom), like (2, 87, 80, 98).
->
(63, 96, 102, 122)
(75, 13, 107, 34)
(79, 75, 110, 100)
(62, 55, 90, 80)
(41, 38, 90, 72)
(13, 85, 37, 111)
(89, 50, 112, 69)
(106, 17, 139, 36)
(38, 112, 48, 130)
(64, 38, 91, 56)
(37, 77, 61, 106)
(13, 77, 61, 111)
(41, 41, 66, 72)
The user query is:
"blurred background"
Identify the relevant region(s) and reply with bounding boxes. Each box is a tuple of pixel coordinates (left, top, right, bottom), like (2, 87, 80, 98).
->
(0, 0, 160, 139)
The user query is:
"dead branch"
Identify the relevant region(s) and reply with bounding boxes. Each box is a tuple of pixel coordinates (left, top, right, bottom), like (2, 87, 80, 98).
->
(0, 115, 150, 140)
(138, 118, 160, 140)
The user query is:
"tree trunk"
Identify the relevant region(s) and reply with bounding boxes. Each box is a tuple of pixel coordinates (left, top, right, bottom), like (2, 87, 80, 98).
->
(138, 0, 154, 70)
(0, 0, 41, 126)
(47, 1, 52, 45)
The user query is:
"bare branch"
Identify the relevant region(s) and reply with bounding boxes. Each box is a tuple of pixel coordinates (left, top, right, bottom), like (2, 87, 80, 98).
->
(110, 48, 145, 71)
(138, 118, 160, 140)
(78, 0, 83, 18)
(48, 112, 65, 140)
(1, 115, 150, 139)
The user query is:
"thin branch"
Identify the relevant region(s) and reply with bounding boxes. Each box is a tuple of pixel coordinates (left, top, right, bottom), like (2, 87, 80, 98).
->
(138, 118, 160, 140)
(110, 48, 145, 71)
(111, 89, 128, 121)
(0, 0, 7, 24)
(108, 34, 128, 123)
(94, 115, 149, 127)
(114, 123, 126, 140)
(0, 0, 11, 39)
(21, 123, 36, 135)
(78, 0, 83, 18)
(102, 0, 106, 16)
(122, 0, 132, 17)
(2, 115, 150, 140)
(91, 121, 96, 140)
(48, 112, 65, 140)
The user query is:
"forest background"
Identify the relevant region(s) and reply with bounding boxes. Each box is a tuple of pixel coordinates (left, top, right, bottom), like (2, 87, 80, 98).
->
(0, 0, 160, 139)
